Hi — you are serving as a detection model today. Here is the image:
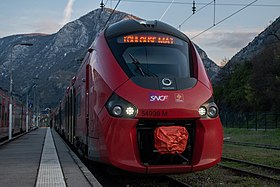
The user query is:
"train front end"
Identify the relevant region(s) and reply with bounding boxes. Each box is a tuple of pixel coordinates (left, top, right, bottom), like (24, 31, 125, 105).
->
(93, 20, 223, 174)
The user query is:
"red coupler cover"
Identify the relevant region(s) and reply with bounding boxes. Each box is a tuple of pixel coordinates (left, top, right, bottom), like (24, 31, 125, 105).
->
(154, 126, 188, 154)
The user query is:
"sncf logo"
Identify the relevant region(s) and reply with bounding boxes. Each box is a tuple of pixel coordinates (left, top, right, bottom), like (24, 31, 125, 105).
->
(149, 94, 169, 102)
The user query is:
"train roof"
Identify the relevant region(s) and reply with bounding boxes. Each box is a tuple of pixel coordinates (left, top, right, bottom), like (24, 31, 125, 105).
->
(104, 19, 190, 42)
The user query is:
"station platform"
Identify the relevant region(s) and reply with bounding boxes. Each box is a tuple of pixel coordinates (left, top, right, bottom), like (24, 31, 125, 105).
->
(0, 127, 102, 187)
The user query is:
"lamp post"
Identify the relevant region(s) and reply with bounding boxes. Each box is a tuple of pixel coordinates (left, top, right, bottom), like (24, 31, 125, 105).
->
(9, 43, 33, 140)
(26, 90, 29, 132)
(25, 83, 37, 132)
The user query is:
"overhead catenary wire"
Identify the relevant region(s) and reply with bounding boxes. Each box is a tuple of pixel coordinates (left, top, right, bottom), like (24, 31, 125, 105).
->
(110, 0, 280, 7)
(102, 0, 121, 30)
(213, 0, 216, 25)
(191, 0, 259, 39)
(159, 0, 175, 21)
(104, 0, 110, 6)
(178, 0, 214, 30)
(105, 0, 273, 40)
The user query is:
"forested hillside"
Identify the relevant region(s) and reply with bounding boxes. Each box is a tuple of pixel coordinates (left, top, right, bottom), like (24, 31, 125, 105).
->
(214, 39, 280, 113)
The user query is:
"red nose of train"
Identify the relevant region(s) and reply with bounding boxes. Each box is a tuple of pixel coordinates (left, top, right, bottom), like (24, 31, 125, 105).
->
(102, 77, 222, 174)
(98, 20, 223, 174)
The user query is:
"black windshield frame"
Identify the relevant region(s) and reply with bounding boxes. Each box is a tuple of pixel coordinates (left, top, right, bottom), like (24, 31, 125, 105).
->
(107, 32, 193, 79)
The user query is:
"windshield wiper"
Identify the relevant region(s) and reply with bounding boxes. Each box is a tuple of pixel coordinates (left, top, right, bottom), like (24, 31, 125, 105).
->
(128, 53, 158, 77)
(129, 53, 145, 76)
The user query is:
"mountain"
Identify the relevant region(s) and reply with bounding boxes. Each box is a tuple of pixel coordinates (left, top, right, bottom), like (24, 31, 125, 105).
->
(194, 44, 220, 80)
(214, 16, 280, 112)
(217, 16, 280, 79)
(0, 8, 220, 108)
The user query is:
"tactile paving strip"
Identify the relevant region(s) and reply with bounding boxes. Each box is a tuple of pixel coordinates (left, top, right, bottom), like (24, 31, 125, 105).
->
(36, 128, 66, 187)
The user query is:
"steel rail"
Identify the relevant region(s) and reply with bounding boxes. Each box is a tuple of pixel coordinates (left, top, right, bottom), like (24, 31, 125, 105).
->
(222, 157, 280, 173)
(219, 157, 280, 184)
(218, 164, 280, 184)
(224, 140, 280, 150)
(165, 176, 193, 187)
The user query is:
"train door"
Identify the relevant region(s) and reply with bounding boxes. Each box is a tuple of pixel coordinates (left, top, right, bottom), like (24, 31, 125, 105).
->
(69, 87, 75, 144)
(72, 88, 76, 144)
(59, 106, 62, 133)
(67, 92, 72, 143)
(84, 64, 90, 155)
(65, 96, 69, 139)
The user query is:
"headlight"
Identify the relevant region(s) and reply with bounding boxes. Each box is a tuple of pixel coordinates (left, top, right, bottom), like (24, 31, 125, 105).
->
(198, 106, 207, 116)
(126, 107, 135, 116)
(208, 106, 218, 118)
(106, 93, 138, 118)
(198, 98, 219, 118)
(112, 105, 122, 116)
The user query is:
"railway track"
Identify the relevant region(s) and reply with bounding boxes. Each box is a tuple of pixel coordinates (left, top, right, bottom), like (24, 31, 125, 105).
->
(164, 176, 192, 187)
(86, 165, 193, 187)
(219, 156, 280, 184)
(65, 133, 280, 186)
(63, 135, 192, 187)
(117, 175, 192, 187)
(224, 140, 280, 150)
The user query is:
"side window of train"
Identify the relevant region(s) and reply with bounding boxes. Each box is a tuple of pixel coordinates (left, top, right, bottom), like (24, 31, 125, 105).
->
(76, 93, 81, 116)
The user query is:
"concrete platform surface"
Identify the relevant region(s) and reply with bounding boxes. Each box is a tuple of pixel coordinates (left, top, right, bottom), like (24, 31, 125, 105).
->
(0, 127, 102, 187)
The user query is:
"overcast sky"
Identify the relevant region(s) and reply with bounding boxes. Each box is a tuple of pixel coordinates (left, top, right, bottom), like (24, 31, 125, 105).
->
(0, 0, 279, 65)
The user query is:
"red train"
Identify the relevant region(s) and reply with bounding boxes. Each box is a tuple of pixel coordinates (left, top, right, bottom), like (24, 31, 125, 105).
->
(0, 88, 27, 141)
(53, 20, 223, 174)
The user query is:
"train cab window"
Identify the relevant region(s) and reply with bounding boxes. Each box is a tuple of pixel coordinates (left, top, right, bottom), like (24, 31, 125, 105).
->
(123, 46, 189, 78)
(110, 32, 190, 79)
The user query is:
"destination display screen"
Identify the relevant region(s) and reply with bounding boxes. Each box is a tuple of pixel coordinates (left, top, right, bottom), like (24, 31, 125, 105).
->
(117, 32, 183, 45)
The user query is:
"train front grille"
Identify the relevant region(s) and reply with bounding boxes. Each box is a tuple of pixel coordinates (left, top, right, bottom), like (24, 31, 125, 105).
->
(136, 120, 195, 166)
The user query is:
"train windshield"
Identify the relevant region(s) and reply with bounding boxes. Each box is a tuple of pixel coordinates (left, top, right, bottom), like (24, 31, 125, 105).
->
(111, 32, 190, 78)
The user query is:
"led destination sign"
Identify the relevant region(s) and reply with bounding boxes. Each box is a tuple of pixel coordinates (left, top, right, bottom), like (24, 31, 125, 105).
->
(123, 35, 174, 44)
(117, 33, 183, 45)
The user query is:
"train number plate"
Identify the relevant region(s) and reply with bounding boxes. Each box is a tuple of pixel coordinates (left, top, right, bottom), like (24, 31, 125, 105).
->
(140, 110, 168, 117)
